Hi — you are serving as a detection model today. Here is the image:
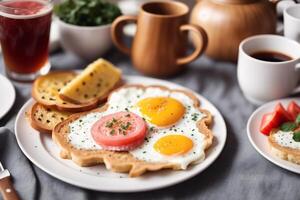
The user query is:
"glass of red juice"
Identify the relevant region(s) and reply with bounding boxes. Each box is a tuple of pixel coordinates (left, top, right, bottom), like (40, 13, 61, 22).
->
(0, 0, 52, 82)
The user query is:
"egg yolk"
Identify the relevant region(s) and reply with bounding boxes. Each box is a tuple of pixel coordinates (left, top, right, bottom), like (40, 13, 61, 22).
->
(154, 135, 193, 156)
(137, 97, 185, 126)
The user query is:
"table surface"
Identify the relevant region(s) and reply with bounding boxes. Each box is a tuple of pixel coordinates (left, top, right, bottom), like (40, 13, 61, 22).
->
(0, 48, 300, 200)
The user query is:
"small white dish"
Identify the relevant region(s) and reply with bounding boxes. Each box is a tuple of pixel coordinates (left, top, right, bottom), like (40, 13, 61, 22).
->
(247, 98, 300, 173)
(56, 18, 112, 61)
(15, 75, 227, 192)
(0, 74, 15, 119)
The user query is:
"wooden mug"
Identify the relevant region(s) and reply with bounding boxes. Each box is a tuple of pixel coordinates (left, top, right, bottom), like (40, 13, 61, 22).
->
(111, 1, 208, 77)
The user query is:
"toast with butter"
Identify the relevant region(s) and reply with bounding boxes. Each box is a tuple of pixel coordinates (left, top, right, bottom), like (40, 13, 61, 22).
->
(32, 71, 98, 112)
(59, 59, 122, 105)
(29, 103, 72, 134)
(269, 129, 300, 164)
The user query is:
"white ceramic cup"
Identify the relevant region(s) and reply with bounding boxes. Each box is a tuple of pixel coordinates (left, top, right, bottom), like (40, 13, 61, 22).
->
(284, 4, 300, 43)
(237, 35, 300, 105)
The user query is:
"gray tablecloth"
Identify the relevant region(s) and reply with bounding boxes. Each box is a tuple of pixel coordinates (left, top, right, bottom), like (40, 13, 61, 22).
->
(1, 48, 300, 200)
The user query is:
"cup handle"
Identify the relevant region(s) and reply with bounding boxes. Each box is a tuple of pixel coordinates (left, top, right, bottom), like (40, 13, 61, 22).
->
(176, 24, 208, 66)
(296, 63, 300, 71)
(111, 15, 137, 55)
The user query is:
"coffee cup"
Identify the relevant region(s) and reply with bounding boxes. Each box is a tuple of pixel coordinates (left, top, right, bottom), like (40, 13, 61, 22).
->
(284, 4, 300, 43)
(237, 35, 300, 105)
(111, 1, 208, 77)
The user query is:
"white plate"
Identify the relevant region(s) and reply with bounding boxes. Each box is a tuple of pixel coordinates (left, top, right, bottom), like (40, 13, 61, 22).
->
(247, 98, 300, 174)
(0, 74, 15, 119)
(15, 75, 227, 192)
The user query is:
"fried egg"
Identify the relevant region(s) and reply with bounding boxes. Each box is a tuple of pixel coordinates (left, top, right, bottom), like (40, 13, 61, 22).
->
(68, 87, 207, 169)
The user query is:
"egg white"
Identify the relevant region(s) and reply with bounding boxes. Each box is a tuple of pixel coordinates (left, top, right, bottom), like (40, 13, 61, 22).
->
(68, 87, 207, 169)
(274, 131, 300, 149)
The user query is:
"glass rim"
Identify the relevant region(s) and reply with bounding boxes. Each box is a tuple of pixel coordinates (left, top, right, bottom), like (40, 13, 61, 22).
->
(0, 0, 53, 18)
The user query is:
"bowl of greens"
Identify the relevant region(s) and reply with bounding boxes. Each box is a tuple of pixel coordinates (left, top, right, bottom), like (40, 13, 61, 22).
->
(54, 0, 122, 60)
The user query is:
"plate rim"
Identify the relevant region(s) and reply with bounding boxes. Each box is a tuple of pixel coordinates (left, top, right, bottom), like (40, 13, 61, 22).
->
(247, 97, 300, 174)
(0, 74, 15, 119)
(14, 75, 227, 192)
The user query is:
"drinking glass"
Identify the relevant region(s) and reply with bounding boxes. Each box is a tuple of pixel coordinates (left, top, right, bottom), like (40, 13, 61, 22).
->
(0, 0, 52, 82)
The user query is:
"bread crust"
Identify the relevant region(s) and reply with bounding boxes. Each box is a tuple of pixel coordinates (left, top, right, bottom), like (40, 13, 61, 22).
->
(32, 71, 99, 112)
(29, 103, 73, 134)
(53, 85, 214, 177)
(30, 103, 52, 134)
(269, 130, 300, 164)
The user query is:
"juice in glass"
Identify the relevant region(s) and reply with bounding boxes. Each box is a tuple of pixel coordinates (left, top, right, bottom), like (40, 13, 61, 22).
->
(0, 0, 52, 82)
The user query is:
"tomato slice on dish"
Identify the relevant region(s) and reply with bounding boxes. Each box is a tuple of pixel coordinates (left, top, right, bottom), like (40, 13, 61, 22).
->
(275, 103, 294, 122)
(260, 112, 283, 135)
(260, 103, 295, 135)
(287, 101, 300, 120)
(91, 111, 147, 151)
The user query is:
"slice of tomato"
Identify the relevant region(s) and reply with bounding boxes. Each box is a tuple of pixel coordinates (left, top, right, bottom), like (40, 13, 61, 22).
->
(287, 101, 300, 120)
(260, 112, 282, 135)
(91, 111, 147, 151)
(274, 103, 294, 122)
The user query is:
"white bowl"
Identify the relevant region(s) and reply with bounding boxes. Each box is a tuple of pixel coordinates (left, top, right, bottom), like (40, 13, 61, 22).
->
(56, 18, 112, 60)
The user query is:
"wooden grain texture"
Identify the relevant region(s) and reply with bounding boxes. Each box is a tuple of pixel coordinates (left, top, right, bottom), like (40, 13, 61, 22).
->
(0, 177, 19, 200)
(190, 0, 277, 62)
(111, 1, 208, 77)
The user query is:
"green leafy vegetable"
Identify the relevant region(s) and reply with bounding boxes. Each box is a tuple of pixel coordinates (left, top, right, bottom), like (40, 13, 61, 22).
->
(280, 122, 297, 132)
(293, 131, 300, 142)
(296, 114, 300, 124)
(54, 0, 122, 26)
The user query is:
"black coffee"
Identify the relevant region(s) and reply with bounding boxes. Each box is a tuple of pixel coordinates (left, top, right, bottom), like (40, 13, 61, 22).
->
(250, 51, 293, 62)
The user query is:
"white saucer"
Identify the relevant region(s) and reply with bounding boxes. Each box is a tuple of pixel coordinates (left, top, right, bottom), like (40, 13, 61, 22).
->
(247, 98, 300, 173)
(15, 75, 227, 192)
(0, 74, 15, 119)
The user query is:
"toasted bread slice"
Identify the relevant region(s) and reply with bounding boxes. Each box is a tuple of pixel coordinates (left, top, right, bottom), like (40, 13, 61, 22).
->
(269, 130, 300, 164)
(29, 103, 72, 134)
(32, 71, 98, 112)
(53, 85, 214, 177)
(59, 59, 122, 105)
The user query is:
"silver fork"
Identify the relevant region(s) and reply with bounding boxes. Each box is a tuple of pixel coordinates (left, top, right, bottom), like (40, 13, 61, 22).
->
(0, 161, 19, 200)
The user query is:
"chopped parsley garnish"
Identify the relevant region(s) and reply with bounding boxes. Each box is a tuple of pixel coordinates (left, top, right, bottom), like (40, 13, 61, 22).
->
(105, 121, 113, 128)
(191, 113, 199, 121)
(121, 122, 131, 130)
(293, 132, 300, 142)
(110, 129, 115, 135)
(280, 122, 297, 132)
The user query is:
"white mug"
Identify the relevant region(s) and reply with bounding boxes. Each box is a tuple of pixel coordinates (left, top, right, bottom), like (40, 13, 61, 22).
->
(284, 4, 300, 42)
(237, 35, 300, 105)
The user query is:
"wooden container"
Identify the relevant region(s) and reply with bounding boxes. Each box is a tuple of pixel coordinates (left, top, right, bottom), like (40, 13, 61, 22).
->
(111, 1, 208, 77)
(190, 0, 277, 62)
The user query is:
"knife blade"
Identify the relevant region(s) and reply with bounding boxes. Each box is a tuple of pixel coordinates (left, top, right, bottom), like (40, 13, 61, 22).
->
(0, 161, 19, 200)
